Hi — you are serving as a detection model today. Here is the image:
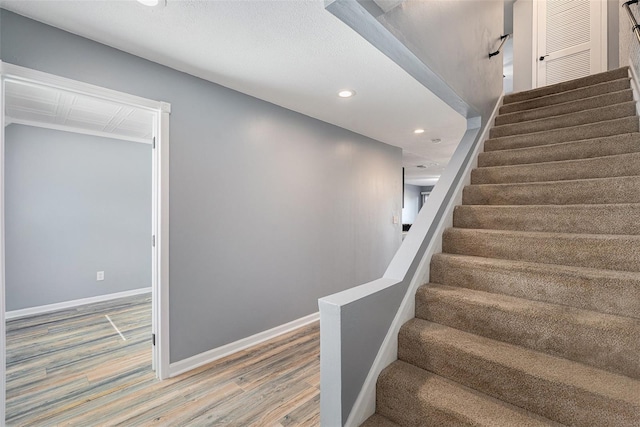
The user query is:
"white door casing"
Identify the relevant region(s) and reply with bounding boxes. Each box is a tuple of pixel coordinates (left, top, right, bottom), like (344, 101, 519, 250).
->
(534, 0, 607, 87)
(0, 61, 172, 420)
(0, 63, 6, 426)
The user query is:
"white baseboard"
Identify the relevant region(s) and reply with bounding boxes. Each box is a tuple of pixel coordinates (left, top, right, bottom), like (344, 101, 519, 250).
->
(627, 64, 640, 117)
(5, 287, 152, 320)
(168, 312, 320, 378)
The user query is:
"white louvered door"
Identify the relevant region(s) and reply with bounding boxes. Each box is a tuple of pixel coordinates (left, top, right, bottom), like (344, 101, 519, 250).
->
(536, 0, 607, 87)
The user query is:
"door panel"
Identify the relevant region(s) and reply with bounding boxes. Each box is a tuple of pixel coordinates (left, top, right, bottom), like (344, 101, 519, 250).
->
(536, 0, 605, 87)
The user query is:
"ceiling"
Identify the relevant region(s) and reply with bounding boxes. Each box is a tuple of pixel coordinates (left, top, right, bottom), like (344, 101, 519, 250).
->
(0, 0, 468, 186)
(5, 81, 154, 143)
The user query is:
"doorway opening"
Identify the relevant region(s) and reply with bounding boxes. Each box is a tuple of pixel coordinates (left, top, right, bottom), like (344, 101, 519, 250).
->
(0, 62, 170, 422)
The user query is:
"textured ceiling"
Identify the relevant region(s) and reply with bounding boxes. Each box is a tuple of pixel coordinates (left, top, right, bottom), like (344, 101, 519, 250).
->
(0, 0, 468, 185)
(5, 81, 154, 143)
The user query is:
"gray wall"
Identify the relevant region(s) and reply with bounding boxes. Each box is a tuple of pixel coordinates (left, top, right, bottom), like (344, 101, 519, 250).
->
(620, 0, 630, 68)
(608, 0, 620, 70)
(0, 10, 402, 362)
(401, 184, 421, 224)
(377, 0, 504, 120)
(619, 0, 640, 84)
(5, 125, 151, 311)
(513, 0, 533, 92)
(619, 0, 640, 76)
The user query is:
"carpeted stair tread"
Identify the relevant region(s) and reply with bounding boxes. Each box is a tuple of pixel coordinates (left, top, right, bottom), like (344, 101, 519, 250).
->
(484, 116, 639, 152)
(503, 67, 629, 104)
(453, 203, 640, 235)
(463, 175, 640, 205)
(430, 253, 640, 319)
(490, 100, 636, 138)
(415, 284, 640, 378)
(442, 227, 640, 272)
(478, 132, 640, 167)
(495, 89, 634, 126)
(471, 152, 640, 184)
(398, 319, 640, 427)
(375, 361, 562, 427)
(360, 414, 401, 427)
(365, 69, 640, 426)
(499, 77, 631, 114)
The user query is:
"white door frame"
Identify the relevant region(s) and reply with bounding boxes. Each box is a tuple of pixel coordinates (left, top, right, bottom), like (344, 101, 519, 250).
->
(0, 61, 171, 420)
(531, 0, 608, 88)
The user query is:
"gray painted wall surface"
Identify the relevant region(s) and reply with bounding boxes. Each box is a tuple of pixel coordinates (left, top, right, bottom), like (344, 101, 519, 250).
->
(620, 0, 630, 68)
(619, 0, 640, 76)
(513, 0, 533, 92)
(608, 0, 620, 69)
(5, 125, 151, 311)
(377, 0, 504, 121)
(0, 10, 402, 362)
(401, 184, 421, 224)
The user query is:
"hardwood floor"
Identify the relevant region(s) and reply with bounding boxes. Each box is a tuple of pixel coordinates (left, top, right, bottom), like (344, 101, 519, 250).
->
(5, 295, 320, 426)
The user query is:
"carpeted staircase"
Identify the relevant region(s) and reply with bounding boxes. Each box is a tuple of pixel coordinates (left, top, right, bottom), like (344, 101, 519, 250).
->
(362, 67, 640, 426)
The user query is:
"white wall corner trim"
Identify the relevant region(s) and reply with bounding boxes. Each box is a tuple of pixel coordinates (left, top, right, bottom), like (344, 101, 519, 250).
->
(5, 288, 152, 320)
(344, 94, 505, 427)
(627, 65, 640, 116)
(0, 61, 7, 425)
(168, 312, 320, 378)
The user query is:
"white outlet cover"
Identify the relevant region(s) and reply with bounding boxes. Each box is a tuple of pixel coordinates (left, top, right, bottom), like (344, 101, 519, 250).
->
(97, 271, 105, 281)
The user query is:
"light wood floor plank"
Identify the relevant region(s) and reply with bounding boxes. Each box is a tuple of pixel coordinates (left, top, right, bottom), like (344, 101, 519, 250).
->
(6, 295, 320, 426)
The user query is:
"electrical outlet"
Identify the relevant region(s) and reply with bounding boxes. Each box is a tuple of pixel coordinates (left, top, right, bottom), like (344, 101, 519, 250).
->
(97, 271, 105, 281)
(393, 215, 399, 224)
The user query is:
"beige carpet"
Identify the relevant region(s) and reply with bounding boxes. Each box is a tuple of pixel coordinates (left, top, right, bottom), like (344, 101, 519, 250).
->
(362, 67, 640, 426)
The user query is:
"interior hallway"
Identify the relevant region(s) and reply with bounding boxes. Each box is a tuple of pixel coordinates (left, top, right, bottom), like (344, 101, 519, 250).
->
(5, 295, 320, 426)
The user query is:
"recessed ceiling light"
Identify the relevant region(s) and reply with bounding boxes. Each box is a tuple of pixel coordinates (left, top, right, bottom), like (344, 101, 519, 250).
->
(338, 90, 356, 98)
(137, 0, 166, 6)
(431, 138, 442, 144)
(414, 129, 425, 134)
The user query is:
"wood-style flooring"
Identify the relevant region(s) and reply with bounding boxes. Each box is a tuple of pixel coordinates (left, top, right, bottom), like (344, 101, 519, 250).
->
(5, 294, 320, 426)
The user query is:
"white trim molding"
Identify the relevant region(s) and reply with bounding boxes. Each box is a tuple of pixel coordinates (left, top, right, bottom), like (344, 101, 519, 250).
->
(7, 118, 153, 145)
(5, 288, 152, 320)
(155, 100, 171, 380)
(627, 65, 640, 116)
(168, 312, 320, 378)
(0, 62, 169, 113)
(0, 62, 7, 425)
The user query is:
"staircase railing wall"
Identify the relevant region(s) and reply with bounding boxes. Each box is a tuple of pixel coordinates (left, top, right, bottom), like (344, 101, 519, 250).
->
(319, 1, 505, 425)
